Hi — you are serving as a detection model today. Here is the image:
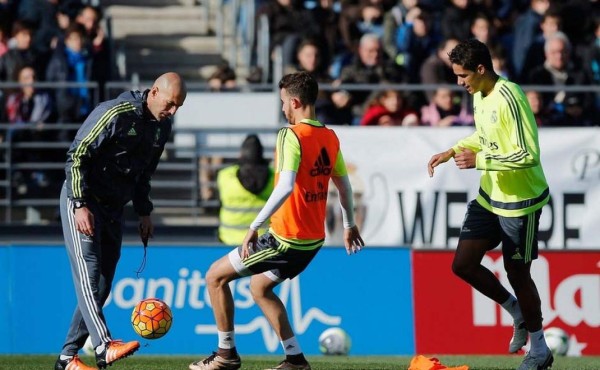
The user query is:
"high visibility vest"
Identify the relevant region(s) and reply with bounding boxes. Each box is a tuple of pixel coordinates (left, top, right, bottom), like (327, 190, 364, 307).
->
(217, 165, 274, 245)
(270, 123, 340, 240)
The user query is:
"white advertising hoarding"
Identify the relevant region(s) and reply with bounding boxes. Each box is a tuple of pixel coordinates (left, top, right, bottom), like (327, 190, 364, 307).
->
(325, 127, 600, 249)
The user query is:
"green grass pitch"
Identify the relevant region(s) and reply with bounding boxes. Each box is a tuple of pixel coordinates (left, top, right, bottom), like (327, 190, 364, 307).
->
(1, 354, 599, 370)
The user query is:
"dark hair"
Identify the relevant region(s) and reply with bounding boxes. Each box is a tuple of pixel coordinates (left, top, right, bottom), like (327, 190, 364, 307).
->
(278, 71, 318, 105)
(448, 39, 494, 72)
(11, 20, 34, 37)
(64, 23, 87, 39)
(237, 134, 270, 194)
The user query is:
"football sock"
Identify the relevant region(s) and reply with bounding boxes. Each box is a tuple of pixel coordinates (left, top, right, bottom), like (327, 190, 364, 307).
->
(529, 329, 549, 356)
(501, 296, 523, 322)
(282, 336, 302, 356)
(59, 355, 73, 361)
(95, 343, 106, 355)
(218, 330, 235, 349)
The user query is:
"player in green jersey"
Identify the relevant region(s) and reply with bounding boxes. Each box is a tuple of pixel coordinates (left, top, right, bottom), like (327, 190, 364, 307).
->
(427, 39, 553, 370)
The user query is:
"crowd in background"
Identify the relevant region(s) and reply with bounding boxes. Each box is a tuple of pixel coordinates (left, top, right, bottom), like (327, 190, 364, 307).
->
(218, 0, 600, 127)
(1, 0, 600, 202)
(0, 0, 111, 199)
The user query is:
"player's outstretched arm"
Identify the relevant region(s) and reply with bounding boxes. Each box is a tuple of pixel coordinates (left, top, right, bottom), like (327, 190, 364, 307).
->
(427, 148, 456, 177)
(343, 225, 364, 255)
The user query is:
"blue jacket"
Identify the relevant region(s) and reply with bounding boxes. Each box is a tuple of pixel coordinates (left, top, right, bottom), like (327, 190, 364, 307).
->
(65, 90, 172, 215)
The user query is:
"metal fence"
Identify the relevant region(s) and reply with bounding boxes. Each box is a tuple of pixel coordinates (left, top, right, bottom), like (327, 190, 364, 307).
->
(1, 80, 599, 226)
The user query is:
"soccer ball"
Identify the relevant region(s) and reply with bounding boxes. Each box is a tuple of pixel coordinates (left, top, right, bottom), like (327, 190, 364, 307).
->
(131, 298, 173, 339)
(318, 327, 351, 355)
(544, 327, 569, 356)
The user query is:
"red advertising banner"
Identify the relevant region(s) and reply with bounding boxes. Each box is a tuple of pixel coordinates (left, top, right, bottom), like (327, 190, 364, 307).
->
(413, 251, 600, 355)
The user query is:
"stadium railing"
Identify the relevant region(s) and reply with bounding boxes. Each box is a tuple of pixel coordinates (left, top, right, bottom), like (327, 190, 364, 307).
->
(1, 80, 599, 227)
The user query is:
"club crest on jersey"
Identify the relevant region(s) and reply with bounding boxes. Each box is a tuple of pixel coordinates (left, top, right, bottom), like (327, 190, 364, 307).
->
(491, 110, 498, 124)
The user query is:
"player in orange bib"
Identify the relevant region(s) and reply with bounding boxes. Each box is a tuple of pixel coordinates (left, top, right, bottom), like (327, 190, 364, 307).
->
(189, 72, 364, 370)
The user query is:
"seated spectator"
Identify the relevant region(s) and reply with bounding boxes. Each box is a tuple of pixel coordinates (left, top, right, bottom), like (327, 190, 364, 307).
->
(334, 33, 407, 123)
(208, 63, 238, 91)
(420, 88, 473, 126)
(0, 23, 8, 58)
(440, 0, 479, 41)
(76, 5, 112, 90)
(581, 16, 600, 112)
(339, 0, 387, 55)
(511, 0, 550, 82)
(490, 44, 511, 79)
(360, 89, 419, 126)
(46, 23, 93, 127)
(285, 39, 352, 125)
(522, 9, 562, 78)
(420, 38, 460, 101)
(0, 21, 40, 81)
(384, 6, 438, 83)
(382, 0, 420, 62)
(548, 94, 595, 126)
(251, 0, 320, 81)
(308, 0, 343, 70)
(525, 90, 550, 126)
(2, 65, 55, 198)
(527, 31, 593, 124)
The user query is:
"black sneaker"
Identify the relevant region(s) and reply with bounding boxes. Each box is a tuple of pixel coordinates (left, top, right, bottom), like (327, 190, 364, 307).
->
(55, 355, 97, 370)
(95, 340, 140, 369)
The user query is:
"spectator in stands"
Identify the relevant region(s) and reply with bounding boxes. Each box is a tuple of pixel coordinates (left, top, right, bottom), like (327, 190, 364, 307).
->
(217, 134, 274, 245)
(2, 65, 55, 198)
(76, 5, 112, 89)
(339, 0, 388, 56)
(554, 93, 595, 126)
(521, 9, 561, 79)
(46, 23, 93, 127)
(251, 0, 320, 80)
(511, 0, 550, 82)
(490, 45, 511, 79)
(17, 0, 58, 55)
(208, 63, 238, 92)
(383, 6, 439, 83)
(285, 39, 351, 125)
(34, 0, 82, 56)
(0, 21, 39, 81)
(382, 0, 420, 62)
(308, 0, 342, 71)
(580, 16, 600, 112)
(525, 90, 550, 127)
(527, 31, 593, 125)
(440, 0, 479, 41)
(420, 87, 473, 126)
(333, 33, 407, 123)
(0, 23, 8, 58)
(420, 38, 460, 101)
(360, 89, 419, 126)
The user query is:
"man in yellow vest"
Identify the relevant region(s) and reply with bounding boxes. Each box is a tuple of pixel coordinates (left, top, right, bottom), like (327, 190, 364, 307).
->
(217, 134, 274, 245)
(189, 72, 364, 370)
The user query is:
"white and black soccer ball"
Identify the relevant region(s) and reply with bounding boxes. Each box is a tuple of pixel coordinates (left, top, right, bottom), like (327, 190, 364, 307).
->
(544, 327, 569, 356)
(318, 327, 351, 355)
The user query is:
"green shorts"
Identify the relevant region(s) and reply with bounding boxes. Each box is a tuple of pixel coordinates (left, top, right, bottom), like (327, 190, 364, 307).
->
(459, 200, 542, 263)
(228, 232, 320, 282)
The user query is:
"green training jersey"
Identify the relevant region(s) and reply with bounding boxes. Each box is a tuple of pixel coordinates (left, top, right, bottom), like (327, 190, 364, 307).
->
(452, 77, 549, 217)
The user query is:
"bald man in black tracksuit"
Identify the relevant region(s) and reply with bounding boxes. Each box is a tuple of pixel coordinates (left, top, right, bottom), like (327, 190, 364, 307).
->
(56, 72, 186, 370)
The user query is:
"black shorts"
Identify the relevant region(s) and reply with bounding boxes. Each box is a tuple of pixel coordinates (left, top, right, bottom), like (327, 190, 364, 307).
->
(228, 232, 320, 282)
(459, 200, 542, 263)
